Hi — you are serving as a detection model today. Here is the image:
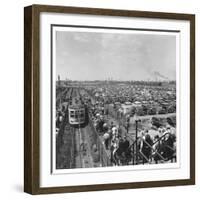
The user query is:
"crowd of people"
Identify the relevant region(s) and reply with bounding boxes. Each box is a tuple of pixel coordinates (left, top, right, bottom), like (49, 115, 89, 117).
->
(138, 128, 176, 164)
(89, 103, 176, 166)
(55, 105, 67, 136)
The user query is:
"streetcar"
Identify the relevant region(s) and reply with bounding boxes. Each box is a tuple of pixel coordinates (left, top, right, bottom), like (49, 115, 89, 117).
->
(68, 97, 89, 128)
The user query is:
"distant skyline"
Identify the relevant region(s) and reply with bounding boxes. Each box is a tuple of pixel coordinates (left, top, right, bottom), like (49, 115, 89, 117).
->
(56, 30, 176, 81)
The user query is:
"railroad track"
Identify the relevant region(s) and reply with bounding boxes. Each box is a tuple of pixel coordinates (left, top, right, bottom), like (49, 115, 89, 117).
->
(68, 87, 94, 168)
(56, 86, 95, 169)
(73, 126, 94, 168)
(71, 88, 93, 168)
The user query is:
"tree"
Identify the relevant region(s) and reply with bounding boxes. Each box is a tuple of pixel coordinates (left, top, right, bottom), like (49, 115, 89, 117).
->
(167, 117, 176, 127)
(151, 117, 162, 128)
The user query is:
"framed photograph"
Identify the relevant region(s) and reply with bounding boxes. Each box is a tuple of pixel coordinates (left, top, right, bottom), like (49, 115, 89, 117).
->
(24, 4, 195, 194)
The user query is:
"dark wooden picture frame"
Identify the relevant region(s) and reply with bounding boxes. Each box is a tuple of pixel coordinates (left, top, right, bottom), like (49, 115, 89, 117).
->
(24, 4, 195, 195)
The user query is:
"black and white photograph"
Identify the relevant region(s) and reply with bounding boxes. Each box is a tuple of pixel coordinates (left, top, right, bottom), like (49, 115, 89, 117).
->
(24, 4, 195, 194)
(54, 27, 177, 170)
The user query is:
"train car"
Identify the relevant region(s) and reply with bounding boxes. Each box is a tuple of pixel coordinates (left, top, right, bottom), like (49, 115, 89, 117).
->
(68, 98, 89, 128)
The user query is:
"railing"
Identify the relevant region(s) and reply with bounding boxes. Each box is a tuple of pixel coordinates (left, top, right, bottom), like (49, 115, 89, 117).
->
(128, 131, 176, 165)
(138, 151, 150, 163)
(129, 139, 150, 164)
(142, 139, 165, 161)
(152, 132, 176, 162)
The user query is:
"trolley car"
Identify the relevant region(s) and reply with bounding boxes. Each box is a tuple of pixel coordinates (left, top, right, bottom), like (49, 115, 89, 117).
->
(68, 97, 89, 128)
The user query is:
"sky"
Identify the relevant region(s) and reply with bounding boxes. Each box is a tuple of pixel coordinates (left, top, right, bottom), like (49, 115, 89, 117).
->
(56, 30, 176, 81)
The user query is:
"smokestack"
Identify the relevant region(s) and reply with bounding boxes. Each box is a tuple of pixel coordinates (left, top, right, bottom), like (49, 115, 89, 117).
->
(153, 71, 169, 81)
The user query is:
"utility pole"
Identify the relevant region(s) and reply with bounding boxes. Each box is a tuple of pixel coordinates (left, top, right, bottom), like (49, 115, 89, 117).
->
(133, 114, 141, 165)
(135, 119, 138, 164)
(126, 115, 130, 136)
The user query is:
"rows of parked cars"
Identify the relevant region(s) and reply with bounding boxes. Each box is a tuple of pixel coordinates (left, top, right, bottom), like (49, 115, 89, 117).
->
(82, 81, 176, 117)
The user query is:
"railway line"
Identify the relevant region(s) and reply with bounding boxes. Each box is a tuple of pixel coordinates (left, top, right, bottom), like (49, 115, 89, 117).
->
(70, 88, 95, 168)
(56, 87, 97, 169)
(74, 127, 94, 168)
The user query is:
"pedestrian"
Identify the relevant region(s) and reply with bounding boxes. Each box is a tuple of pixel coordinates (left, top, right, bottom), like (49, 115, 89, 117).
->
(123, 136, 130, 152)
(103, 132, 110, 150)
(162, 130, 174, 160)
(152, 135, 162, 163)
(140, 130, 153, 163)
